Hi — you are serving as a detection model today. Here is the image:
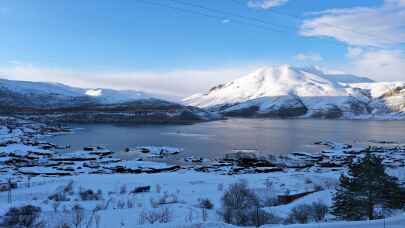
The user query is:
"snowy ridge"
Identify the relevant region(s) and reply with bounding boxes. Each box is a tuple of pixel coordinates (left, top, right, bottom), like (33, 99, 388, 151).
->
(298, 66, 374, 84)
(81, 88, 151, 104)
(0, 78, 151, 106)
(0, 78, 219, 122)
(184, 65, 405, 119)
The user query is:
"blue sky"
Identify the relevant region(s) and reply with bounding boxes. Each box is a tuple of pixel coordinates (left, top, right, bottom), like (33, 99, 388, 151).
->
(0, 0, 404, 99)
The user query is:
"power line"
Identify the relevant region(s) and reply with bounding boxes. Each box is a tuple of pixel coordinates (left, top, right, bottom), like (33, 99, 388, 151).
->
(167, 0, 401, 48)
(168, 0, 294, 33)
(136, 0, 225, 21)
(230, 0, 401, 46)
(134, 0, 351, 50)
(135, 0, 293, 35)
(157, 0, 353, 48)
(135, 0, 389, 50)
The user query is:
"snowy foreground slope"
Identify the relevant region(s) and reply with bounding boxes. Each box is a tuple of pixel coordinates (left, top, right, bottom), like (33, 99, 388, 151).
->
(2, 172, 404, 228)
(0, 78, 217, 123)
(184, 65, 405, 119)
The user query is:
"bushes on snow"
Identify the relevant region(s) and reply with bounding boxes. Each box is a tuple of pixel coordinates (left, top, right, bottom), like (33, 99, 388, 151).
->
(285, 202, 328, 224)
(219, 180, 281, 226)
(49, 181, 74, 202)
(79, 188, 103, 201)
(198, 198, 214, 210)
(138, 207, 172, 224)
(1, 205, 44, 228)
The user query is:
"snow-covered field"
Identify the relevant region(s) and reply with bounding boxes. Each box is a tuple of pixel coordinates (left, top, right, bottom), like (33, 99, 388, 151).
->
(2, 171, 405, 227)
(0, 116, 404, 227)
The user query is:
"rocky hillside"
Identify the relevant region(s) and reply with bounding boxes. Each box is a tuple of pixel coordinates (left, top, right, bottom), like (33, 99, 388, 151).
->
(184, 65, 405, 119)
(0, 78, 217, 123)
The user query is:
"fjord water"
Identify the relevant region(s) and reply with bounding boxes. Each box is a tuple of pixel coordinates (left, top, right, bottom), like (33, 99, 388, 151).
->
(48, 118, 405, 158)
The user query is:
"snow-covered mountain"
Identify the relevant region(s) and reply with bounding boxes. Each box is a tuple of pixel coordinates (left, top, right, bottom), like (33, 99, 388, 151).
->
(184, 65, 405, 119)
(0, 78, 152, 108)
(0, 78, 217, 123)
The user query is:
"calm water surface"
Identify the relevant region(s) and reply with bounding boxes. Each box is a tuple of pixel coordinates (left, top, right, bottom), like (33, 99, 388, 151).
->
(48, 118, 405, 158)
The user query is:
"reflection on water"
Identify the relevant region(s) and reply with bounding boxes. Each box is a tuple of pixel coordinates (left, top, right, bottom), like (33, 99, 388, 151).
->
(48, 118, 405, 158)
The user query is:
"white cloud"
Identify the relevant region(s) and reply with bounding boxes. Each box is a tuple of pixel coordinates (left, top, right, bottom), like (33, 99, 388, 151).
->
(0, 63, 257, 101)
(300, 0, 405, 47)
(221, 19, 231, 24)
(299, 0, 405, 82)
(295, 52, 323, 62)
(346, 47, 363, 58)
(247, 0, 288, 9)
(345, 48, 405, 81)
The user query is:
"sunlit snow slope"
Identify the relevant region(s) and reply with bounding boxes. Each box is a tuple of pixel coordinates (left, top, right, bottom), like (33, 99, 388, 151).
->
(184, 65, 405, 119)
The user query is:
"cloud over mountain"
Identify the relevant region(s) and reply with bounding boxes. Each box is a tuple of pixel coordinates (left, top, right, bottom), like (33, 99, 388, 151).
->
(300, 0, 405, 47)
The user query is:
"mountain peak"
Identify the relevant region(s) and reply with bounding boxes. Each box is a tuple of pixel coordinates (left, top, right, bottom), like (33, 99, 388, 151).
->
(184, 65, 348, 108)
(183, 65, 402, 119)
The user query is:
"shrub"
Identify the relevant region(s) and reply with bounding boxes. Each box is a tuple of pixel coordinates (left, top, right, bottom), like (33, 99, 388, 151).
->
(138, 207, 172, 224)
(71, 204, 85, 228)
(117, 200, 126, 209)
(79, 188, 103, 201)
(285, 202, 329, 224)
(49, 191, 70, 202)
(314, 184, 324, 192)
(64, 181, 74, 194)
(304, 178, 313, 184)
(127, 199, 135, 209)
(198, 198, 214, 209)
(285, 204, 312, 224)
(220, 180, 260, 226)
(311, 201, 328, 222)
(49, 181, 74, 202)
(1, 205, 44, 228)
(251, 209, 283, 226)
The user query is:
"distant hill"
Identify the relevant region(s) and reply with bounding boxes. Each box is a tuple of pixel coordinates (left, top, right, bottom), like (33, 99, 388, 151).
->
(0, 78, 217, 123)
